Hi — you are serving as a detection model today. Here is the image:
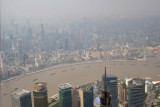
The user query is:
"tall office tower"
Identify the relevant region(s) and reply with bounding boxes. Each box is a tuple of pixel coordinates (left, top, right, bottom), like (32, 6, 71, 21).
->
(96, 43, 99, 52)
(40, 24, 45, 35)
(59, 83, 72, 107)
(33, 82, 48, 107)
(11, 89, 32, 107)
(15, 23, 19, 33)
(72, 89, 79, 107)
(0, 51, 8, 79)
(28, 28, 33, 40)
(158, 47, 160, 60)
(9, 34, 14, 41)
(23, 36, 30, 52)
(16, 39, 23, 61)
(64, 39, 68, 50)
(0, 21, 1, 80)
(118, 81, 127, 107)
(79, 84, 93, 107)
(24, 27, 33, 51)
(109, 36, 112, 45)
(102, 70, 118, 107)
(0, 51, 3, 79)
(128, 78, 145, 107)
(100, 67, 112, 107)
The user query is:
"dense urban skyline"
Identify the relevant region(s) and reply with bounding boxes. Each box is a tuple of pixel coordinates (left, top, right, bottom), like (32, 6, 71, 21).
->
(1, 0, 160, 107)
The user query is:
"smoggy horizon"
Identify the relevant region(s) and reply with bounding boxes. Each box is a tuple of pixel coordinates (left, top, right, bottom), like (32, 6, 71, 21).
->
(1, 0, 160, 21)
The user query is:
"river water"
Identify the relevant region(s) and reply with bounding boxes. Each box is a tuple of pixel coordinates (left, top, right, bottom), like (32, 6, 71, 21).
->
(0, 56, 160, 107)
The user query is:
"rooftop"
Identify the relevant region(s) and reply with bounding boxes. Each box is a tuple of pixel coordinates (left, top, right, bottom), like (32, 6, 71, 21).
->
(59, 83, 71, 90)
(12, 89, 30, 98)
(35, 82, 46, 85)
(102, 74, 117, 78)
(128, 78, 145, 88)
(83, 84, 93, 91)
(34, 82, 47, 91)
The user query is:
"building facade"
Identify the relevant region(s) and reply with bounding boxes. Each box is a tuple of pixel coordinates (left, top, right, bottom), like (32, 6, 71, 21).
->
(11, 89, 32, 107)
(145, 77, 153, 93)
(59, 83, 72, 107)
(128, 78, 145, 107)
(102, 74, 118, 107)
(33, 82, 48, 107)
(145, 81, 153, 93)
(100, 67, 112, 107)
(118, 82, 127, 107)
(79, 84, 93, 107)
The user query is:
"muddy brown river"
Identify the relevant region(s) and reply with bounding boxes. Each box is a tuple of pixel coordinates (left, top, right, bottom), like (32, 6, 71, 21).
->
(0, 55, 160, 107)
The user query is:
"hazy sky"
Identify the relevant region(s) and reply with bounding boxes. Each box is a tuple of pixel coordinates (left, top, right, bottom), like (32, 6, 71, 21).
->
(1, 0, 160, 20)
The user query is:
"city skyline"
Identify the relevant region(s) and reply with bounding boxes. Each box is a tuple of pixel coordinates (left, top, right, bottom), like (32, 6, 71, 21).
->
(7, 67, 159, 107)
(1, 0, 160, 107)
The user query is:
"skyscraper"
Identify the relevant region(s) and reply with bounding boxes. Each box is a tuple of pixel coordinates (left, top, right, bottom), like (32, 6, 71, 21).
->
(96, 43, 99, 52)
(11, 89, 32, 107)
(64, 39, 68, 50)
(79, 84, 93, 107)
(40, 24, 45, 35)
(23, 27, 33, 51)
(100, 67, 112, 107)
(0, 51, 3, 79)
(128, 78, 145, 107)
(102, 71, 118, 107)
(33, 82, 48, 107)
(118, 81, 127, 107)
(16, 39, 23, 61)
(158, 47, 160, 60)
(0, 51, 8, 79)
(59, 83, 72, 107)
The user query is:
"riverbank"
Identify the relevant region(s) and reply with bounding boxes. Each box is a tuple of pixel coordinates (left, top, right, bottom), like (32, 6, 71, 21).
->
(1, 59, 147, 84)
(1, 56, 159, 107)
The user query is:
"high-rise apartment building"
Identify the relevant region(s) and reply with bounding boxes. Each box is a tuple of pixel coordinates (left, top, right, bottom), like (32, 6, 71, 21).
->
(11, 89, 32, 107)
(33, 82, 48, 107)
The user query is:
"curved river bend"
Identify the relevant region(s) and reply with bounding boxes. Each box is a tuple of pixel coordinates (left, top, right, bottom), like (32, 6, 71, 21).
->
(1, 57, 160, 107)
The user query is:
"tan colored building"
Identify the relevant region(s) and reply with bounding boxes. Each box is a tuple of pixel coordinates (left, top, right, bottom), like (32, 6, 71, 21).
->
(118, 82, 127, 107)
(79, 89, 84, 107)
